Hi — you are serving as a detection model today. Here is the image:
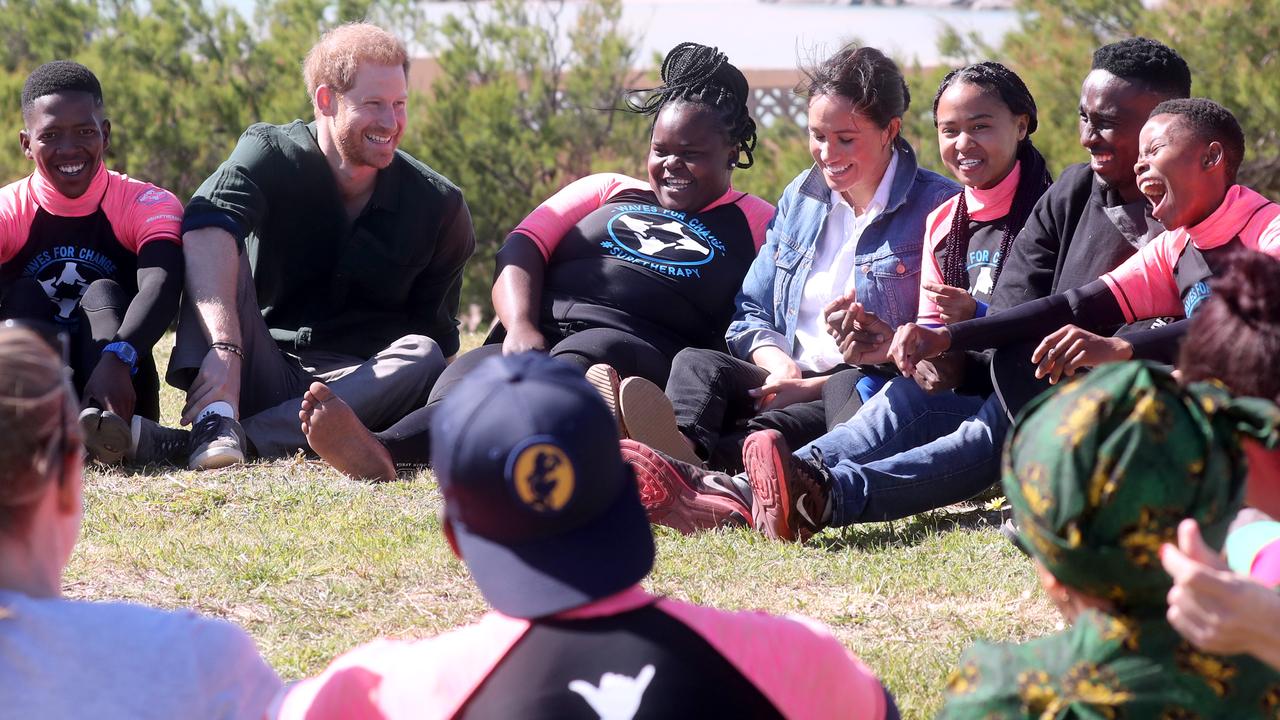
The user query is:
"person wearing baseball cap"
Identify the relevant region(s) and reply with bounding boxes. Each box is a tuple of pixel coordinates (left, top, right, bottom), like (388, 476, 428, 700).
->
(273, 352, 897, 719)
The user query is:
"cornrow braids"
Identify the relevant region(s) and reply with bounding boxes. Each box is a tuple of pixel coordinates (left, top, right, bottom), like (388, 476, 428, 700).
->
(940, 139, 1052, 291)
(627, 42, 758, 169)
(934, 62, 1052, 290)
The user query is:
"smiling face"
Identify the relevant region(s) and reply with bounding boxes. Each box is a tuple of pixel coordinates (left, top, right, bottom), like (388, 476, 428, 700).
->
(935, 81, 1028, 190)
(646, 102, 737, 213)
(323, 62, 408, 171)
(1134, 113, 1227, 230)
(807, 93, 898, 209)
(20, 91, 109, 199)
(1078, 70, 1168, 202)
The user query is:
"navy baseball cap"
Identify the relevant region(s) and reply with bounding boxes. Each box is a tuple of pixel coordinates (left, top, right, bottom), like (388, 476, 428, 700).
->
(430, 352, 656, 619)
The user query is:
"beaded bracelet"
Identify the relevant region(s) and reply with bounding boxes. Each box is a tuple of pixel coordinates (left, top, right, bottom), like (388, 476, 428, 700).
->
(210, 341, 245, 359)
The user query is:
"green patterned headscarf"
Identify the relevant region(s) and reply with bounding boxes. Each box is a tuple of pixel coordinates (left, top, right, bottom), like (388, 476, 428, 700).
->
(1004, 361, 1280, 614)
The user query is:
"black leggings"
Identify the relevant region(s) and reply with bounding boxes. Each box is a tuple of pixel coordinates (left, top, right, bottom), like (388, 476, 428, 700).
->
(376, 326, 678, 465)
(0, 276, 162, 420)
(663, 347, 860, 473)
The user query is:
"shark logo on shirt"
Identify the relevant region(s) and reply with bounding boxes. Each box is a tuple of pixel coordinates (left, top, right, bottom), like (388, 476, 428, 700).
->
(22, 245, 117, 323)
(602, 205, 726, 279)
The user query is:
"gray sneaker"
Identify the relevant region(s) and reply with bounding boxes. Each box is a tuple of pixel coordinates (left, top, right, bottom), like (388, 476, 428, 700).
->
(187, 414, 246, 470)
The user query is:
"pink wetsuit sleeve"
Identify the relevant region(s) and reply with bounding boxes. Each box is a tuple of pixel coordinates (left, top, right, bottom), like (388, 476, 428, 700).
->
(1100, 232, 1184, 323)
(1253, 211, 1280, 257)
(103, 175, 183, 253)
(0, 179, 32, 264)
(513, 173, 648, 260)
(272, 613, 529, 720)
(736, 193, 775, 252)
(917, 198, 956, 326)
(658, 598, 888, 719)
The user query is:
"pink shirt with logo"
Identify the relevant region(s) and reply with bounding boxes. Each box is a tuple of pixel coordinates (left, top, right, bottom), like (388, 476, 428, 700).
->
(1101, 185, 1280, 323)
(513, 173, 774, 260)
(0, 163, 182, 263)
(272, 586, 889, 720)
(917, 162, 1020, 325)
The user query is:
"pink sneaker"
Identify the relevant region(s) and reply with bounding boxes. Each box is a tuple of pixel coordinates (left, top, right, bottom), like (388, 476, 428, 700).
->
(620, 439, 750, 533)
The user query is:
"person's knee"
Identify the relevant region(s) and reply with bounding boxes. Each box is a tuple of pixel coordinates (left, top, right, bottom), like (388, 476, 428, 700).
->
(388, 334, 446, 376)
(79, 278, 128, 312)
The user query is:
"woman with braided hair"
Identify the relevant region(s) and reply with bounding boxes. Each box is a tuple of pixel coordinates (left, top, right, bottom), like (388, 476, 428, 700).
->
(623, 62, 1054, 540)
(615, 46, 958, 516)
(0, 326, 280, 717)
(298, 43, 773, 480)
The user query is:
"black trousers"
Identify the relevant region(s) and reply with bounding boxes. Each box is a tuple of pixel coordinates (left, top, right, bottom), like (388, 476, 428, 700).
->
(377, 324, 678, 465)
(664, 347, 858, 473)
(0, 276, 161, 420)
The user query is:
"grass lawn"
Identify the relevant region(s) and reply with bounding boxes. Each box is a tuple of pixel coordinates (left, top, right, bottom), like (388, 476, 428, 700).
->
(69, 335, 1060, 718)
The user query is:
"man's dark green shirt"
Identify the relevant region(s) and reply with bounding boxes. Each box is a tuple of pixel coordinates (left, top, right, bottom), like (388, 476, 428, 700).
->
(183, 120, 475, 358)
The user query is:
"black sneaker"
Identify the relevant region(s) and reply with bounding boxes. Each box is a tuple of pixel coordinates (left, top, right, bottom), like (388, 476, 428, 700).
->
(133, 415, 191, 466)
(187, 414, 246, 470)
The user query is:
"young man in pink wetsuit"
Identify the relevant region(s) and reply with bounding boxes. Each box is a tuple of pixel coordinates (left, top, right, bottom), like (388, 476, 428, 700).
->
(272, 352, 898, 720)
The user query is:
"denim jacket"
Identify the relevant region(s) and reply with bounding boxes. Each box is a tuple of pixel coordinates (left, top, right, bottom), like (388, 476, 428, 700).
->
(726, 137, 959, 360)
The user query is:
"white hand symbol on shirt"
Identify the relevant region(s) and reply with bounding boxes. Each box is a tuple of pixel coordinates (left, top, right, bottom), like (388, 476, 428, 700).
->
(567, 664, 656, 720)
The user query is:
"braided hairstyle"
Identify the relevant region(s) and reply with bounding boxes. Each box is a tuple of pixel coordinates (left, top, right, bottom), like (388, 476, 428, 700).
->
(627, 42, 758, 169)
(931, 62, 1052, 291)
(0, 326, 79, 533)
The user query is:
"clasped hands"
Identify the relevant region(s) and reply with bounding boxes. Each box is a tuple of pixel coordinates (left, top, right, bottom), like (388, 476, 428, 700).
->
(823, 289, 962, 392)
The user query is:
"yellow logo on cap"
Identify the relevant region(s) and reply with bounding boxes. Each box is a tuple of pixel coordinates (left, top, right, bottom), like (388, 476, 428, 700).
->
(510, 443, 575, 512)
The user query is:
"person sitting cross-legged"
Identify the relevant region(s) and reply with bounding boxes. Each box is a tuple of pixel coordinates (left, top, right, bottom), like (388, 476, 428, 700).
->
(295, 42, 774, 482)
(938, 362, 1280, 718)
(271, 352, 899, 720)
(0, 61, 184, 432)
(81, 23, 474, 471)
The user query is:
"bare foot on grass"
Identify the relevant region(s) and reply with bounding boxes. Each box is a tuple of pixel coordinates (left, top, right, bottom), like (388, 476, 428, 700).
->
(300, 382, 397, 482)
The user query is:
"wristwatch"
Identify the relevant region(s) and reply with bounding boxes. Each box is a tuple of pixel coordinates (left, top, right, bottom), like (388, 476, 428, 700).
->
(102, 341, 139, 376)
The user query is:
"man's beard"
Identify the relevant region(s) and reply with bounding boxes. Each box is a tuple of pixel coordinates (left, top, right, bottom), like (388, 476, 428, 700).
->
(334, 120, 396, 170)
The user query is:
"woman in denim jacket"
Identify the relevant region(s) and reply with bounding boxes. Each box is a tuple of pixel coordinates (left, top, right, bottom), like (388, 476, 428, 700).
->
(617, 45, 957, 482)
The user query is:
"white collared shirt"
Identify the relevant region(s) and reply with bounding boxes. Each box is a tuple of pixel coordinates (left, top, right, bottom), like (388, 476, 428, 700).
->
(791, 152, 899, 372)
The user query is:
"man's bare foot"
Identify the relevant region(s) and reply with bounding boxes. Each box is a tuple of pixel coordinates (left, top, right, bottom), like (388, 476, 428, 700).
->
(300, 382, 397, 482)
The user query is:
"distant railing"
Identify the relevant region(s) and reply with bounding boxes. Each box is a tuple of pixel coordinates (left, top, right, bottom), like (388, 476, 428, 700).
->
(749, 86, 807, 128)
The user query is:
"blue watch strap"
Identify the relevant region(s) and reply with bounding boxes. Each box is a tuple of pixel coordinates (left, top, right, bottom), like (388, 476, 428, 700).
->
(102, 341, 139, 376)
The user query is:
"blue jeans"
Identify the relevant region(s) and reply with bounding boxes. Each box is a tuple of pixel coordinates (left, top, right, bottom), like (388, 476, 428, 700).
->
(798, 376, 1008, 526)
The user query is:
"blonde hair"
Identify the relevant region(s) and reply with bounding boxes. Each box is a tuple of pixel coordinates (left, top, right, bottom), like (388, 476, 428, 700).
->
(303, 22, 409, 99)
(0, 326, 79, 531)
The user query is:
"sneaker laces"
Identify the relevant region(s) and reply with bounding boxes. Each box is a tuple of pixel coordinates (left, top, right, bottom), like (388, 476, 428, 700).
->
(793, 447, 834, 531)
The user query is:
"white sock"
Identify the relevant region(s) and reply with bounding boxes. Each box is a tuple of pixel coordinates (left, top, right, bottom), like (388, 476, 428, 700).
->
(196, 401, 235, 424)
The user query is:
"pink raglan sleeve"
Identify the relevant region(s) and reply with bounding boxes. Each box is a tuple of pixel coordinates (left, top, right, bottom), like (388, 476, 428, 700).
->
(736, 193, 775, 252)
(658, 599, 889, 719)
(917, 198, 957, 326)
(513, 173, 648, 260)
(106, 176, 183, 253)
(1252, 210, 1280, 257)
(1100, 230, 1185, 322)
(0, 179, 31, 264)
(271, 613, 530, 720)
